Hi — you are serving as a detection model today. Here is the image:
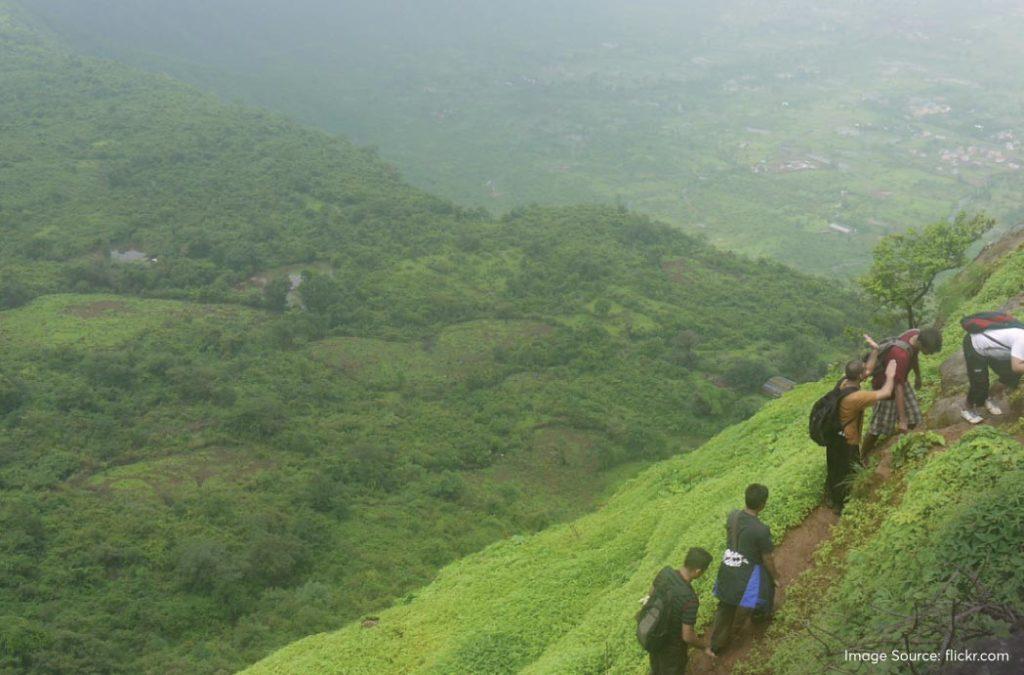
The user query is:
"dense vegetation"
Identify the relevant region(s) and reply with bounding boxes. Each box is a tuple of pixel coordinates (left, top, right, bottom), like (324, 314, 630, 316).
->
(755, 230, 1024, 672)
(20, 0, 1024, 274)
(247, 382, 835, 674)
(0, 5, 877, 673)
(248, 224, 1024, 672)
(760, 427, 1024, 673)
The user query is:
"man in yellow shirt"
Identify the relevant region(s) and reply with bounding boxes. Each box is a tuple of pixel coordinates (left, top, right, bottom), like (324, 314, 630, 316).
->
(826, 353, 897, 514)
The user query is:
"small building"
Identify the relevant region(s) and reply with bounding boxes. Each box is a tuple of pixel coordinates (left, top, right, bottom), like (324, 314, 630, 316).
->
(829, 223, 853, 235)
(762, 376, 797, 398)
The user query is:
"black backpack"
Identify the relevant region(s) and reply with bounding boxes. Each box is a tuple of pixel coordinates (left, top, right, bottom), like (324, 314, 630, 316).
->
(635, 567, 681, 653)
(808, 379, 860, 446)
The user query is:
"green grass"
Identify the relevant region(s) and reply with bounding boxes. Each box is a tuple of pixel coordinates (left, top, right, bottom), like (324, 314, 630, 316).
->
(246, 383, 834, 674)
(249, 242, 1024, 674)
(310, 319, 551, 390)
(762, 427, 1024, 673)
(0, 294, 256, 352)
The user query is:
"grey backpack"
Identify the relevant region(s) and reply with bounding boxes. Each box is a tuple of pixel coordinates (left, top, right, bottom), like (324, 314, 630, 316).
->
(636, 567, 677, 652)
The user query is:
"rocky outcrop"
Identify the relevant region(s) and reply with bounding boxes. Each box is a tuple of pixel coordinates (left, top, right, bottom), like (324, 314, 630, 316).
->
(926, 395, 969, 428)
(927, 389, 1019, 428)
(1000, 293, 1024, 316)
(971, 225, 1024, 268)
(940, 351, 969, 393)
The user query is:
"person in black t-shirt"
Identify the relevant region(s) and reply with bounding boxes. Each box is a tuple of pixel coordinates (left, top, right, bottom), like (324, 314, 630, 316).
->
(709, 483, 781, 654)
(647, 547, 715, 675)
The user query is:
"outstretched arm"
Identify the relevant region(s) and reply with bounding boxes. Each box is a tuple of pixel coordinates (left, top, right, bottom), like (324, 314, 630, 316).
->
(864, 348, 880, 377)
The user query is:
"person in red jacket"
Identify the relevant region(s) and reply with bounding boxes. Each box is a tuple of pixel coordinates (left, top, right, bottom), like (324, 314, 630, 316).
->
(861, 327, 942, 454)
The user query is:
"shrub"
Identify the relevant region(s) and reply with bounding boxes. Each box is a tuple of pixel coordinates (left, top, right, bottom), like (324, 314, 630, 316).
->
(228, 396, 288, 439)
(0, 372, 27, 415)
(723, 358, 772, 393)
(175, 538, 236, 593)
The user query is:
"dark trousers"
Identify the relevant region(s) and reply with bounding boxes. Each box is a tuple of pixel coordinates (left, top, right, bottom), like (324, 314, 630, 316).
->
(649, 641, 688, 675)
(825, 440, 859, 512)
(964, 334, 1021, 407)
(710, 602, 749, 654)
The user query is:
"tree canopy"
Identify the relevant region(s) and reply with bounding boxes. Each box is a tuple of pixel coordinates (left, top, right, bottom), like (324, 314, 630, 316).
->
(860, 212, 995, 328)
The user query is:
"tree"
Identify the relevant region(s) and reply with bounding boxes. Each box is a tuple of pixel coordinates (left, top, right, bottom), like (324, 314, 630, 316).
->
(264, 276, 291, 313)
(724, 357, 771, 393)
(860, 212, 994, 328)
(228, 395, 288, 439)
(0, 371, 27, 416)
(0, 275, 30, 309)
(175, 538, 236, 593)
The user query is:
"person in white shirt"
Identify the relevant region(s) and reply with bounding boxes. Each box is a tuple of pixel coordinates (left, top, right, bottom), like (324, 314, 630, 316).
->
(961, 326, 1024, 424)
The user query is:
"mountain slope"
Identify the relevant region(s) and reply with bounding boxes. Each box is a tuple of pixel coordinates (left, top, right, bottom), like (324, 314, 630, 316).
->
(0, 5, 877, 673)
(247, 383, 829, 674)
(248, 235, 1024, 673)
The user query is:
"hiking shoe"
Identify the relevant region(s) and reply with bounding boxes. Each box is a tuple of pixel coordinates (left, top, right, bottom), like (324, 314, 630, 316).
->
(960, 408, 984, 425)
(984, 399, 1004, 416)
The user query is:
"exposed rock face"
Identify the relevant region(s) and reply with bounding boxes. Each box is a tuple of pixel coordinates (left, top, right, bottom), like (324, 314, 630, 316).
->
(926, 395, 969, 427)
(1000, 293, 1024, 315)
(972, 224, 1024, 268)
(940, 351, 969, 393)
(927, 390, 1019, 428)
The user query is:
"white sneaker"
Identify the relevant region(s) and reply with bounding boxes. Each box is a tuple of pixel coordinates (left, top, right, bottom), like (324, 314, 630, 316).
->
(984, 399, 1003, 416)
(961, 408, 984, 424)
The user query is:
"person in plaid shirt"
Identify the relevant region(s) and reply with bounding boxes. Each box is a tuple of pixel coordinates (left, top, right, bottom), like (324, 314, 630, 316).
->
(862, 328, 942, 454)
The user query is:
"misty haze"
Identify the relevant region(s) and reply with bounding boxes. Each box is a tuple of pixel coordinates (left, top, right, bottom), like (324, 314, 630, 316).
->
(2, 1, 1024, 673)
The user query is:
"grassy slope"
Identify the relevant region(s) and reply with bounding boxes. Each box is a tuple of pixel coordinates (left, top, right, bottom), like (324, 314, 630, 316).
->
(248, 383, 832, 674)
(760, 428, 1024, 673)
(249, 243, 1024, 672)
(0, 5, 881, 673)
(757, 236, 1024, 672)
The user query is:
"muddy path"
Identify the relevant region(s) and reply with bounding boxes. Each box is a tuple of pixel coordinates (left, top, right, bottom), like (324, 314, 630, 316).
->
(687, 505, 839, 674)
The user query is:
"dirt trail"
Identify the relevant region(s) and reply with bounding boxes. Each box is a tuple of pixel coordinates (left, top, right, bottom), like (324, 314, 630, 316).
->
(688, 408, 1020, 674)
(685, 233, 1024, 673)
(687, 506, 838, 674)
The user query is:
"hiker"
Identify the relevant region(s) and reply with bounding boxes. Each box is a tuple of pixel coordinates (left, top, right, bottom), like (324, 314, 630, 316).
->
(709, 484, 779, 655)
(637, 547, 715, 674)
(959, 311, 1024, 424)
(825, 357, 898, 514)
(861, 327, 943, 453)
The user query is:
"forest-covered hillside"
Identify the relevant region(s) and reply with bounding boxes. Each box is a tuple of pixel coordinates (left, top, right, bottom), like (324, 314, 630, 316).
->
(18, 0, 1024, 274)
(0, 4, 876, 673)
(248, 221, 1024, 675)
